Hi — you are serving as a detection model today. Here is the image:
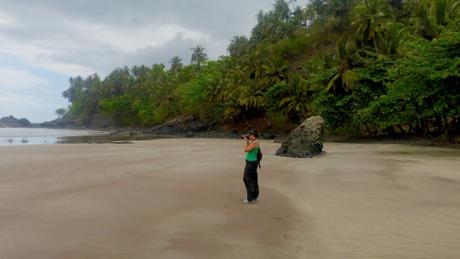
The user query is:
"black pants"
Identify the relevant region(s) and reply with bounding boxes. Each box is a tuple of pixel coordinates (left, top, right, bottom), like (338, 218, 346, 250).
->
(243, 160, 259, 201)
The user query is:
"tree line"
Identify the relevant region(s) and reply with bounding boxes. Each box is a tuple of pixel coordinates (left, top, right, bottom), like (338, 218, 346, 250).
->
(61, 0, 460, 139)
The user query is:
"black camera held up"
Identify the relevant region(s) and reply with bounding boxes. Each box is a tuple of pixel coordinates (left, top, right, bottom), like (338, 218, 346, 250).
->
(240, 134, 250, 139)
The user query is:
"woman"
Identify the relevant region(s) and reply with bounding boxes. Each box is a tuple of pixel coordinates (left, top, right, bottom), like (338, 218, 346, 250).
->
(242, 129, 260, 204)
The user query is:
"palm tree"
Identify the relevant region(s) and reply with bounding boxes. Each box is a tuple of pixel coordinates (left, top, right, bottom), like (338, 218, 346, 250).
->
(278, 74, 310, 122)
(351, 0, 391, 51)
(237, 81, 266, 112)
(289, 0, 297, 10)
(227, 36, 250, 59)
(169, 56, 183, 74)
(431, 0, 460, 25)
(447, 0, 460, 17)
(190, 45, 208, 68)
(261, 60, 288, 85)
(326, 38, 358, 93)
(415, 0, 460, 39)
(378, 23, 407, 56)
(55, 108, 67, 119)
(273, 0, 290, 21)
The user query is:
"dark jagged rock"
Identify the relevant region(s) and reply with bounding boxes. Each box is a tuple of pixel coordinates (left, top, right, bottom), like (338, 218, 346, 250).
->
(39, 114, 78, 128)
(276, 116, 325, 158)
(0, 115, 32, 127)
(261, 132, 276, 139)
(146, 116, 209, 135)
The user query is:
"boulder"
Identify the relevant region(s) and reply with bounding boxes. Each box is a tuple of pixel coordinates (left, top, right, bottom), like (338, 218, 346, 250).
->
(276, 116, 325, 158)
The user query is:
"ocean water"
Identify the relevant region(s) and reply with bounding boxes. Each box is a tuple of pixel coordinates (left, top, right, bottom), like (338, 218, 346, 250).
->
(0, 128, 102, 146)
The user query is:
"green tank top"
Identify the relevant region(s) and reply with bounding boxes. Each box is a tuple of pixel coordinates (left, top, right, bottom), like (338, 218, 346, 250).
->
(246, 146, 259, 161)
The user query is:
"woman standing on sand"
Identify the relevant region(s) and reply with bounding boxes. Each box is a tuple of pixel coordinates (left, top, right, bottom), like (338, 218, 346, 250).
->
(242, 129, 260, 204)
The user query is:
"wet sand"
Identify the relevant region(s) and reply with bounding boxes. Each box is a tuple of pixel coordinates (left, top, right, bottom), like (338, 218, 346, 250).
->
(0, 139, 459, 258)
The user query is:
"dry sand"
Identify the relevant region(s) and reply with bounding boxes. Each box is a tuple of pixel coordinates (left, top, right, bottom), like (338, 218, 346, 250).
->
(0, 139, 459, 259)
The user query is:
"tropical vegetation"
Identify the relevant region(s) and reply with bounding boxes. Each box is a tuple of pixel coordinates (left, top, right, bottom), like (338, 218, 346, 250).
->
(61, 0, 460, 139)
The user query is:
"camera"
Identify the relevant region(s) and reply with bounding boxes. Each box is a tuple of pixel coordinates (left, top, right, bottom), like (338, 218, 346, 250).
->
(240, 134, 250, 139)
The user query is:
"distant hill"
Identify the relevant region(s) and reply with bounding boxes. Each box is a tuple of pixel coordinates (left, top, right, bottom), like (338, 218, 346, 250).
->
(0, 115, 33, 128)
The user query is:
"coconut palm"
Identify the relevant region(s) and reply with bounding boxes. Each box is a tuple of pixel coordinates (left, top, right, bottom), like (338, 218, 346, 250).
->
(378, 23, 407, 56)
(431, 0, 460, 25)
(289, 0, 297, 10)
(273, 0, 290, 21)
(55, 108, 67, 119)
(227, 36, 250, 59)
(237, 81, 266, 112)
(351, 0, 391, 51)
(190, 45, 208, 68)
(326, 38, 358, 93)
(414, 0, 460, 39)
(278, 74, 311, 121)
(169, 56, 183, 74)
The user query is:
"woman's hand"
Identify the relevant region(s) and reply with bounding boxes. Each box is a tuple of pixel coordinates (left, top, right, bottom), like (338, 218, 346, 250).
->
(244, 139, 258, 152)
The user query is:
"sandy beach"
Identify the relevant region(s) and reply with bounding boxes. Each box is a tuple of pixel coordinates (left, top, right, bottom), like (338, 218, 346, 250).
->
(0, 139, 459, 259)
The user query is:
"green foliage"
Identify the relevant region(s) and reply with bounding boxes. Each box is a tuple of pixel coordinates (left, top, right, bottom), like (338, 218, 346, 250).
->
(228, 36, 250, 59)
(55, 108, 67, 118)
(361, 27, 460, 135)
(100, 94, 138, 125)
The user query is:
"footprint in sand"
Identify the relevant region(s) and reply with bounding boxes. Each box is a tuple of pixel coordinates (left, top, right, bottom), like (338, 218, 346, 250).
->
(272, 215, 282, 222)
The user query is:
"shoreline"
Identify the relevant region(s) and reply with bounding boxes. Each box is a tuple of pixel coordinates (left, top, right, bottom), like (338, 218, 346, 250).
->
(1, 126, 459, 149)
(67, 130, 460, 150)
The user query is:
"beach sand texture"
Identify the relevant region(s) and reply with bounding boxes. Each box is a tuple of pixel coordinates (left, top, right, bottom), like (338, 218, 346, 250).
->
(1, 139, 459, 259)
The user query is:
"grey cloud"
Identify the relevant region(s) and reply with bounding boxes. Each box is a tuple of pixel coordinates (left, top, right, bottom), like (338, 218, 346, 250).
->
(128, 33, 198, 68)
(22, 0, 277, 38)
(42, 32, 211, 76)
(1, 0, 309, 76)
(90, 33, 204, 74)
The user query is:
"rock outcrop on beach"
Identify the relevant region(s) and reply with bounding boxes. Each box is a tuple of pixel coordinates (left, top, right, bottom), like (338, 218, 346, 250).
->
(40, 117, 78, 129)
(145, 116, 210, 135)
(276, 116, 325, 158)
(0, 116, 32, 128)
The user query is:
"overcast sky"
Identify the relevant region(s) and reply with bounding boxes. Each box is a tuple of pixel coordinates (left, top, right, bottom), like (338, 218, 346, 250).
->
(0, 0, 308, 122)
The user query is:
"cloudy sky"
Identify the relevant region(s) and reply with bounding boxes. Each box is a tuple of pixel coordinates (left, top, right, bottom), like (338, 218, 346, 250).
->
(0, 0, 307, 122)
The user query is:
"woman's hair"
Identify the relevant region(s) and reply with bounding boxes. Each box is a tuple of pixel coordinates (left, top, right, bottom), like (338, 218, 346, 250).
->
(248, 128, 258, 138)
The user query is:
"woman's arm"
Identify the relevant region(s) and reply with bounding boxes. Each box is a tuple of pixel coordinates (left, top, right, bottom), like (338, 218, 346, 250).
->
(243, 140, 258, 152)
